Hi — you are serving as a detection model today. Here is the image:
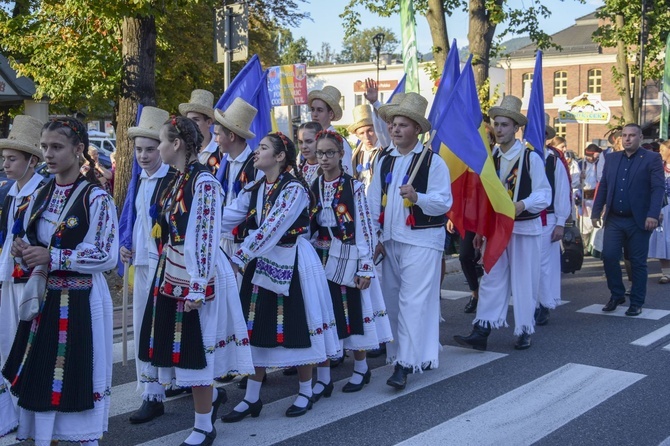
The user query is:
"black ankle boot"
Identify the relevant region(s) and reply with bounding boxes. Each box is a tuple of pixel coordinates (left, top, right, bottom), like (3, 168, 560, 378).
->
(535, 305, 550, 326)
(463, 296, 478, 313)
(386, 364, 410, 390)
(453, 323, 490, 351)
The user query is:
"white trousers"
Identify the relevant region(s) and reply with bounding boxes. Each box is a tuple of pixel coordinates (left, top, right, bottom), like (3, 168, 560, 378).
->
(538, 216, 562, 309)
(475, 232, 541, 335)
(381, 240, 441, 372)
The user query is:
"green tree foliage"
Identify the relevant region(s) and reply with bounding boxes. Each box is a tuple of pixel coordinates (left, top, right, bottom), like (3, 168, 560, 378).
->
(340, 26, 399, 63)
(313, 42, 339, 65)
(278, 30, 314, 65)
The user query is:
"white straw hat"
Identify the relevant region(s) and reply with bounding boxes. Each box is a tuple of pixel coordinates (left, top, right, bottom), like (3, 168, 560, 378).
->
(178, 89, 215, 120)
(214, 97, 257, 140)
(0, 115, 44, 161)
(347, 104, 375, 134)
(308, 86, 343, 121)
(377, 93, 407, 123)
(128, 106, 170, 141)
(489, 95, 527, 126)
(386, 93, 431, 134)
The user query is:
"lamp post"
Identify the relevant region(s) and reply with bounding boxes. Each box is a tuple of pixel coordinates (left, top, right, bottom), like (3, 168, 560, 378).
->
(372, 32, 386, 87)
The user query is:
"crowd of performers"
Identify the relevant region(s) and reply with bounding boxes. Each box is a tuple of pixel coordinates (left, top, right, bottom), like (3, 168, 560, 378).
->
(0, 79, 637, 446)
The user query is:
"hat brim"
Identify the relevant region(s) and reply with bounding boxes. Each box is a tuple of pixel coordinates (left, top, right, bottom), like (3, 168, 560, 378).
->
(128, 127, 161, 141)
(489, 107, 528, 126)
(214, 109, 256, 140)
(377, 104, 398, 123)
(179, 103, 215, 121)
(387, 110, 431, 134)
(347, 118, 374, 134)
(0, 140, 44, 161)
(545, 125, 556, 140)
(308, 91, 343, 121)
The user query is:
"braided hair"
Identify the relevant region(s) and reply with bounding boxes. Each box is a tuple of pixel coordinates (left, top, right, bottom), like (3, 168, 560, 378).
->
(42, 117, 99, 185)
(315, 129, 345, 175)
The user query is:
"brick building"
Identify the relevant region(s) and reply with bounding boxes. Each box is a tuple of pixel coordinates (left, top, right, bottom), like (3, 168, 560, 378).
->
(504, 12, 661, 156)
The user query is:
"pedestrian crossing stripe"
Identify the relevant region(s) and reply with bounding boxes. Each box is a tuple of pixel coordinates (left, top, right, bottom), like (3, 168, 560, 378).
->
(577, 304, 670, 320)
(631, 323, 670, 346)
(396, 363, 644, 446)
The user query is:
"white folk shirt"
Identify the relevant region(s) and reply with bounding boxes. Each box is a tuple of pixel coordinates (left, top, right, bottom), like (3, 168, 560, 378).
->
(197, 133, 218, 165)
(495, 140, 551, 236)
(368, 140, 453, 252)
(545, 147, 572, 227)
(132, 163, 171, 266)
(328, 125, 353, 175)
(223, 145, 258, 207)
(581, 159, 600, 190)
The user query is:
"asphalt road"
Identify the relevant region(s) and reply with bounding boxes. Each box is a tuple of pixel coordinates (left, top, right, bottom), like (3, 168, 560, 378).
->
(2, 256, 670, 446)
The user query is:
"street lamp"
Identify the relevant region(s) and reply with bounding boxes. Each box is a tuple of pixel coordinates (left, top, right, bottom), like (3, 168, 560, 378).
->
(372, 32, 386, 87)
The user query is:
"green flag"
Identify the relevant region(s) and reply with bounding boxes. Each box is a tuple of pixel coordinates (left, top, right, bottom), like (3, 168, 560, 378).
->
(661, 33, 670, 140)
(400, 0, 419, 93)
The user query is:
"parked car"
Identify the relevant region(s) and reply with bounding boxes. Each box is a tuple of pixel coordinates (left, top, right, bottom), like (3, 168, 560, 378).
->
(88, 130, 116, 157)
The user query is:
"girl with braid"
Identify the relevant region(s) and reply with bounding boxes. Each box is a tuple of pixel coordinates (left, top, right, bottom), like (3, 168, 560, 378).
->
(221, 132, 340, 420)
(3, 117, 118, 445)
(136, 116, 253, 446)
(297, 121, 322, 186)
(309, 130, 392, 398)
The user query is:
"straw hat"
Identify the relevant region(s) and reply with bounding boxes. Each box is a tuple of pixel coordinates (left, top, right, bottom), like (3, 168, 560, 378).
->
(347, 104, 374, 134)
(214, 97, 257, 140)
(386, 92, 431, 134)
(544, 113, 556, 140)
(0, 115, 44, 161)
(128, 106, 170, 141)
(178, 89, 215, 120)
(378, 93, 406, 123)
(308, 86, 343, 121)
(489, 95, 527, 126)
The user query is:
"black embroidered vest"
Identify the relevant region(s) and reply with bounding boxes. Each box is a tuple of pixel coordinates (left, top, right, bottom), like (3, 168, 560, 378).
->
(378, 148, 447, 230)
(222, 153, 257, 201)
(234, 172, 310, 244)
(544, 149, 558, 214)
(203, 149, 222, 176)
(310, 174, 357, 244)
(135, 166, 177, 250)
(494, 148, 539, 221)
(352, 145, 383, 182)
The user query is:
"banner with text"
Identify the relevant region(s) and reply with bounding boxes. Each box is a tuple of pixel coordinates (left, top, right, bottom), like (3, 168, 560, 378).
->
(267, 64, 308, 107)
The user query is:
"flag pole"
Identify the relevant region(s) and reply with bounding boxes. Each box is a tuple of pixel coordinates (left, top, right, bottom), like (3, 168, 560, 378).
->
(122, 261, 129, 366)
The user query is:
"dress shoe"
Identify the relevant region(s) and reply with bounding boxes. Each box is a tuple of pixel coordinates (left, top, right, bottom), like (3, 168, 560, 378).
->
(535, 305, 550, 326)
(221, 399, 263, 423)
(514, 332, 532, 350)
(129, 400, 165, 424)
(625, 305, 642, 316)
(366, 344, 386, 358)
(165, 386, 192, 398)
(211, 387, 227, 425)
(282, 366, 298, 376)
(237, 374, 266, 390)
(463, 296, 478, 314)
(214, 375, 235, 383)
(386, 364, 410, 390)
(453, 323, 491, 351)
(330, 355, 345, 368)
(311, 380, 333, 402)
(602, 296, 625, 312)
(179, 426, 216, 446)
(285, 393, 313, 417)
(342, 370, 371, 393)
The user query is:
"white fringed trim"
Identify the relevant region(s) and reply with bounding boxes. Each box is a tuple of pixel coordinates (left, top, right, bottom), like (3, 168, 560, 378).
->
(142, 392, 166, 403)
(473, 318, 508, 330)
(513, 324, 535, 336)
(385, 356, 439, 374)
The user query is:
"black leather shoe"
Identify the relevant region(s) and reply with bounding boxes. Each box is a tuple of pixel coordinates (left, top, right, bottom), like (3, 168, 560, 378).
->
(211, 387, 227, 425)
(282, 366, 298, 376)
(214, 375, 235, 383)
(221, 399, 263, 423)
(535, 305, 550, 326)
(165, 386, 192, 398)
(330, 355, 345, 368)
(463, 296, 478, 314)
(386, 364, 410, 390)
(366, 344, 386, 358)
(602, 297, 625, 312)
(453, 323, 491, 351)
(129, 400, 165, 424)
(285, 393, 313, 417)
(311, 380, 333, 402)
(342, 369, 371, 393)
(625, 305, 642, 316)
(514, 332, 532, 350)
(179, 426, 216, 446)
(237, 374, 266, 390)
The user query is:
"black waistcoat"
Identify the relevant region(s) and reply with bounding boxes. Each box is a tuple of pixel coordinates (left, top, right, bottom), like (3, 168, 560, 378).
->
(310, 173, 357, 244)
(222, 153, 257, 200)
(544, 149, 558, 214)
(494, 148, 540, 221)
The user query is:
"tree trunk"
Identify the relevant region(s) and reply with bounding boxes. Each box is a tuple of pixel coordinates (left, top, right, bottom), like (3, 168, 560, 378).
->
(468, 0, 500, 89)
(425, 0, 449, 72)
(615, 13, 636, 124)
(115, 15, 157, 209)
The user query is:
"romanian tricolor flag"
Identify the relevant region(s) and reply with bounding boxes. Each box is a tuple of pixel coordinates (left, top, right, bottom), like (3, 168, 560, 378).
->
(522, 50, 546, 162)
(431, 55, 515, 272)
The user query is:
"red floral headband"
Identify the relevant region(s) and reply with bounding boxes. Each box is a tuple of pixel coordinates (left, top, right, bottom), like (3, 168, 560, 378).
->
(315, 129, 343, 143)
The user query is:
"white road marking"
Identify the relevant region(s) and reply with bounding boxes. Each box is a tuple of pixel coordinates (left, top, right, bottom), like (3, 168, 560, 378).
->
(631, 323, 670, 346)
(577, 304, 670, 320)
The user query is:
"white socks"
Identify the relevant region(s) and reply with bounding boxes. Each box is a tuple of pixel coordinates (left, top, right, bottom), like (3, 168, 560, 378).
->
(313, 366, 331, 394)
(293, 379, 313, 408)
(349, 359, 369, 385)
(183, 410, 213, 445)
(234, 377, 262, 412)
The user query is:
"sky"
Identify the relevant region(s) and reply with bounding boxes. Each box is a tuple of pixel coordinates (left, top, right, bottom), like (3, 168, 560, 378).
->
(289, 0, 604, 56)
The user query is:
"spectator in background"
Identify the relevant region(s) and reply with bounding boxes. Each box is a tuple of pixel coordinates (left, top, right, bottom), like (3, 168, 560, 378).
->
(648, 140, 670, 284)
(549, 136, 581, 191)
(578, 144, 603, 253)
(81, 146, 113, 195)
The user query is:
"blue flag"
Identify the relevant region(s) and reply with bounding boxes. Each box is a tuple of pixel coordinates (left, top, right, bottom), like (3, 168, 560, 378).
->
(116, 105, 144, 276)
(388, 74, 407, 103)
(523, 50, 546, 161)
(428, 39, 461, 152)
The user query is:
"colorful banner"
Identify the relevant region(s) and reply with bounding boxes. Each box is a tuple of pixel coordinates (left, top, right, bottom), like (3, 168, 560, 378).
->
(267, 64, 308, 107)
(661, 33, 670, 140)
(400, 0, 419, 93)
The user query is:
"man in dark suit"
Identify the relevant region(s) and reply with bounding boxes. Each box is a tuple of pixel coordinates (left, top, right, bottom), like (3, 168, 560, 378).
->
(592, 123, 664, 316)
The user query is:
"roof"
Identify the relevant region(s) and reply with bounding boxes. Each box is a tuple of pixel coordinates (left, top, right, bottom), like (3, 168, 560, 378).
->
(0, 53, 36, 102)
(509, 11, 600, 58)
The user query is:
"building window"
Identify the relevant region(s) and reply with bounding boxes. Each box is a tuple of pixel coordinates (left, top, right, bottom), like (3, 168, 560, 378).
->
(587, 69, 602, 94)
(554, 71, 568, 96)
(340, 96, 346, 111)
(522, 73, 533, 97)
(354, 94, 364, 107)
(553, 117, 566, 138)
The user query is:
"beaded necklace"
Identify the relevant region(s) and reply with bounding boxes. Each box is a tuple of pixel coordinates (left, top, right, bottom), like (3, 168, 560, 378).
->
(261, 172, 285, 222)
